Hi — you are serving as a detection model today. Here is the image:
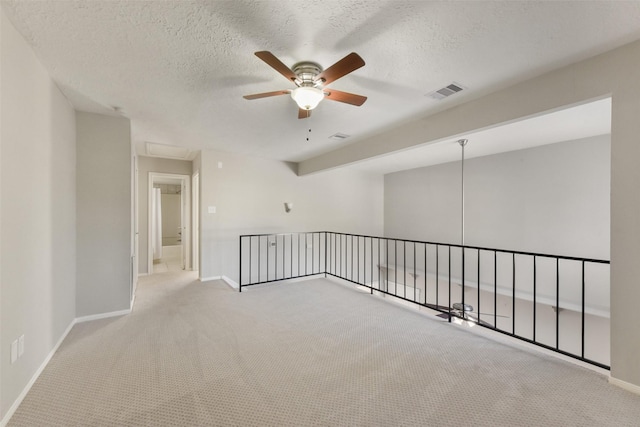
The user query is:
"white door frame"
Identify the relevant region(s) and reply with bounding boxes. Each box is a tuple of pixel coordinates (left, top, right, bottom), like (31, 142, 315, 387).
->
(148, 172, 191, 274)
(192, 171, 200, 272)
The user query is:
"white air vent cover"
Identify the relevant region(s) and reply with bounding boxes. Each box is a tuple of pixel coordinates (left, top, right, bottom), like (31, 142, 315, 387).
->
(329, 133, 350, 140)
(427, 82, 465, 100)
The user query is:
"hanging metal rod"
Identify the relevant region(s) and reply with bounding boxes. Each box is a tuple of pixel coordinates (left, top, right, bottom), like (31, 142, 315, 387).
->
(458, 139, 468, 246)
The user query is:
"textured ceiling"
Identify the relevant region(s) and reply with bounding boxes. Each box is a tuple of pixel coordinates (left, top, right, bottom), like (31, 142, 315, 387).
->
(3, 1, 640, 165)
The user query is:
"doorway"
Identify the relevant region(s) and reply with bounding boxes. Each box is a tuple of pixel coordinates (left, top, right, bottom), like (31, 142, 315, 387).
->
(148, 172, 191, 274)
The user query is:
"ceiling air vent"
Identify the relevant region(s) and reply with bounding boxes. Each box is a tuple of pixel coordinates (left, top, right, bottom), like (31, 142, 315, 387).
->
(427, 82, 465, 100)
(329, 133, 350, 141)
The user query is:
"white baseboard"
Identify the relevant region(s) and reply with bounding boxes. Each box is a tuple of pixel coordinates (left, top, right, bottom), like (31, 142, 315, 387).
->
(137, 273, 149, 277)
(199, 275, 221, 282)
(222, 275, 239, 289)
(609, 376, 640, 395)
(0, 318, 76, 427)
(75, 308, 131, 324)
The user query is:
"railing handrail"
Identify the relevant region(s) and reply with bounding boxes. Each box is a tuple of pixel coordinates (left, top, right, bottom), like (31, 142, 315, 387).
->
(239, 231, 610, 264)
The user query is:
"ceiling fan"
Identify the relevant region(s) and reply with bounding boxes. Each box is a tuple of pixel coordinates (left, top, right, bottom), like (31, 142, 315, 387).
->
(243, 51, 367, 119)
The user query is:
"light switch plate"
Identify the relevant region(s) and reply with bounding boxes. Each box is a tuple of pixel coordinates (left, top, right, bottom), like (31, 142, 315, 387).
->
(208, 206, 216, 214)
(18, 335, 24, 357)
(10, 340, 18, 364)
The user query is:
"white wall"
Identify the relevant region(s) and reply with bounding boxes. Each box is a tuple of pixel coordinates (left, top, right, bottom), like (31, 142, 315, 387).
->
(137, 156, 192, 274)
(199, 150, 384, 282)
(383, 136, 610, 364)
(76, 112, 131, 317)
(385, 135, 610, 259)
(0, 8, 76, 420)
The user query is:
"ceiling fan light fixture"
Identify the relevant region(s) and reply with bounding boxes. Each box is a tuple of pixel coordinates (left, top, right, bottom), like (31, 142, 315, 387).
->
(291, 86, 324, 110)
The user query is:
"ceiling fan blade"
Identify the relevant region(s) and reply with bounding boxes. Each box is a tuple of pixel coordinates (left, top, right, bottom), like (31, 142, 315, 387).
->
(315, 52, 365, 85)
(467, 315, 495, 328)
(243, 90, 290, 100)
(477, 312, 510, 318)
(298, 108, 311, 119)
(255, 51, 298, 83)
(324, 89, 367, 106)
(424, 302, 451, 312)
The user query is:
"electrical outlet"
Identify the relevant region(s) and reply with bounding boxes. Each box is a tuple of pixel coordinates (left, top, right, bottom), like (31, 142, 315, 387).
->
(18, 335, 24, 357)
(10, 340, 18, 364)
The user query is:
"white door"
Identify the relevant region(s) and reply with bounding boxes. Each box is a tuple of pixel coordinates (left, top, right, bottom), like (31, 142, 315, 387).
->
(181, 179, 187, 270)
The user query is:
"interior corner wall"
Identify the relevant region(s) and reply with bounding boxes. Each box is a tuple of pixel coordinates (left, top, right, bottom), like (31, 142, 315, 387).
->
(0, 7, 76, 420)
(76, 112, 131, 317)
(384, 135, 610, 260)
(137, 156, 192, 275)
(198, 149, 384, 282)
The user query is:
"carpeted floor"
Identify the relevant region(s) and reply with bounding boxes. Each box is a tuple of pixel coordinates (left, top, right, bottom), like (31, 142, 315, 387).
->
(8, 272, 640, 426)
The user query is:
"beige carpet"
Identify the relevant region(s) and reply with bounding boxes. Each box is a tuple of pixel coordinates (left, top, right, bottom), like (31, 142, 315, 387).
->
(8, 272, 640, 426)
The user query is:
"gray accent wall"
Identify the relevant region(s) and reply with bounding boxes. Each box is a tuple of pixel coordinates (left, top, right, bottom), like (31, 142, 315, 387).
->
(76, 112, 131, 317)
(384, 135, 610, 260)
(137, 156, 192, 275)
(199, 149, 384, 282)
(0, 8, 76, 419)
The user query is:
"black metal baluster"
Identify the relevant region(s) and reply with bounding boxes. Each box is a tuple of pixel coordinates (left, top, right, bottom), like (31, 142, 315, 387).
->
(378, 238, 381, 292)
(386, 239, 389, 293)
(556, 257, 560, 350)
(349, 234, 354, 282)
(448, 246, 451, 322)
(395, 240, 398, 296)
(298, 234, 301, 277)
(424, 243, 428, 305)
(371, 237, 374, 294)
(258, 236, 261, 283)
(581, 261, 585, 359)
(494, 250, 497, 329)
(512, 253, 516, 335)
(309, 233, 311, 275)
(533, 256, 537, 342)
(358, 235, 360, 283)
(436, 245, 439, 309)
(239, 236, 243, 292)
(477, 249, 481, 323)
(403, 241, 407, 299)
(413, 242, 426, 302)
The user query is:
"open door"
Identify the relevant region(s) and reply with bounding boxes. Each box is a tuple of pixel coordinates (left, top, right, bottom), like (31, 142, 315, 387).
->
(181, 178, 188, 270)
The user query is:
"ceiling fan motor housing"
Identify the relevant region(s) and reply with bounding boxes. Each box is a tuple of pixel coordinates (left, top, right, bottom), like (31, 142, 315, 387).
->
(292, 62, 324, 88)
(452, 302, 474, 313)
